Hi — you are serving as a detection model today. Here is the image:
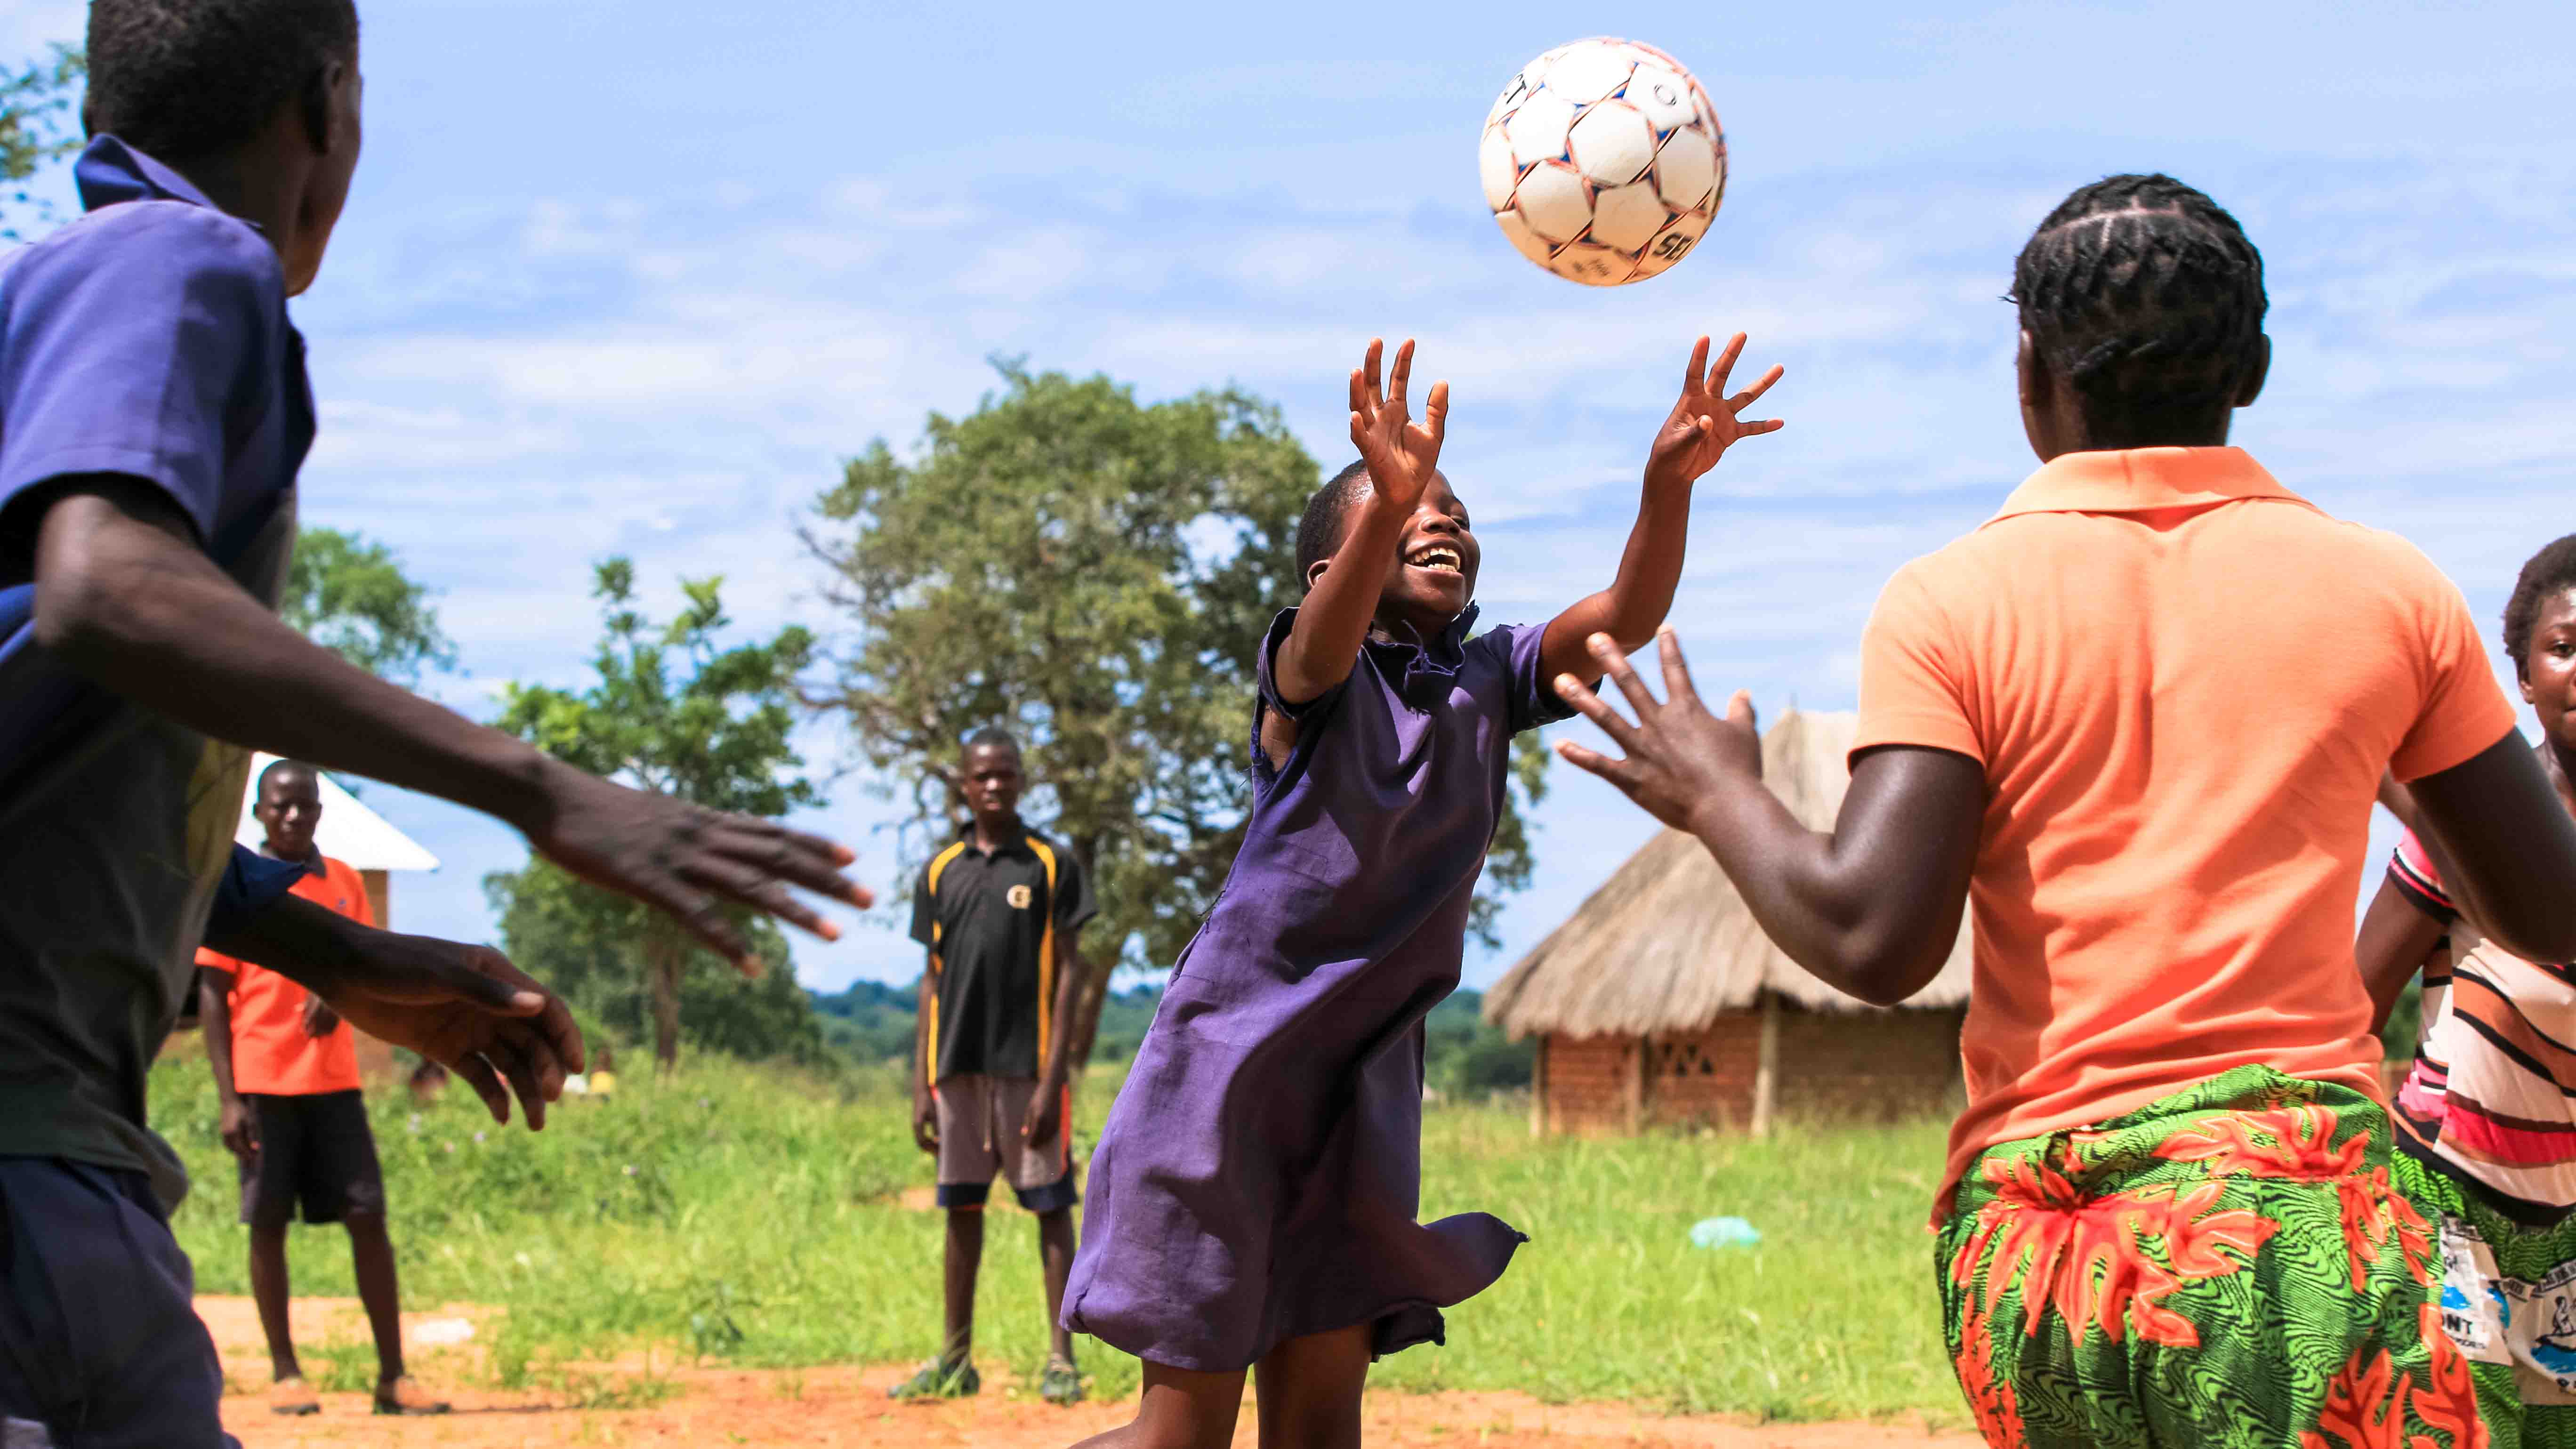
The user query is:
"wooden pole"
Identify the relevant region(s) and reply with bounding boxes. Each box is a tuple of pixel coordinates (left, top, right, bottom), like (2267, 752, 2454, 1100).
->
(1530, 1035, 1549, 1138)
(1751, 991, 1780, 1138)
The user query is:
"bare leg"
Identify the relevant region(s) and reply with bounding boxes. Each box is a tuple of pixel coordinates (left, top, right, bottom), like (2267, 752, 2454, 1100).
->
(1253, 1325, 1371, 1449)
(1067, 1359, 1246, 1449)
(345, 1209, 406, 1387)
(248, 1218, 300, 1381)
(1037, 1207, 1078, 1364)
(944, 1206, 984, 1366)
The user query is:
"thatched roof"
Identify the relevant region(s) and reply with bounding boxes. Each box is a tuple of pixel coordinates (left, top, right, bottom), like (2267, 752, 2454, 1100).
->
(1484, 709, 1972, 1038)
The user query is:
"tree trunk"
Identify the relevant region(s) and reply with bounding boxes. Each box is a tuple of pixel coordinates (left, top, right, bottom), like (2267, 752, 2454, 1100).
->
(1065, 834, 1115, 1072)
(646, 933, 683, 1076)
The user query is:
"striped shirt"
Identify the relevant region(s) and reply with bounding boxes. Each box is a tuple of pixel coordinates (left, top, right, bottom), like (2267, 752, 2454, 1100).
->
(2390, 828, 2576, 1222)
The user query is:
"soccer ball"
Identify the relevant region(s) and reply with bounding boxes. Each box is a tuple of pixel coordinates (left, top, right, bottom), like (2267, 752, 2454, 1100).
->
(1480, 38, 1727, 287)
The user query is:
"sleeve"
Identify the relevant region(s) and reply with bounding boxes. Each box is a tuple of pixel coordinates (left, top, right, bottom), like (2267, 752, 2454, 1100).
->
(201, 844, 308, 945)
(1491, 622, 1577, 734)
(908, 868, 937, 950)
(0, 206, 276, 549)
(1053, 845, 1099, 934)
(2388, 552, 2520, 783)
(193, 945, 241, 975)
(2387, 829, 2457, 925)
(1849, 562, 1986, 769)
(1256, 606, 1351, 725)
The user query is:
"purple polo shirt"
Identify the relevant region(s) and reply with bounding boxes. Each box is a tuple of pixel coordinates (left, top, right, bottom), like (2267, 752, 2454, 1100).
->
(0, 135, 311, 1207)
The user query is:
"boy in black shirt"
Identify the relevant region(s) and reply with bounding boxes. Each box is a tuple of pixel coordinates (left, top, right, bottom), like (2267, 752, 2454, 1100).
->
(898, 729, 1096, 1406)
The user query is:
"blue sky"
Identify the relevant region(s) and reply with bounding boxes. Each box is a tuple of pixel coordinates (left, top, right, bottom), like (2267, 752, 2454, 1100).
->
(6, 1, 2571, 991)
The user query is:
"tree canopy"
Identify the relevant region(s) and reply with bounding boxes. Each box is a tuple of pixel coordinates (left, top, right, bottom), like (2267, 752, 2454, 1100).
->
(802, 362, 1547, 1065)
(1, 45, 82, 242)
(487, 559, 823, 1071)
(285, 527, 459, 684)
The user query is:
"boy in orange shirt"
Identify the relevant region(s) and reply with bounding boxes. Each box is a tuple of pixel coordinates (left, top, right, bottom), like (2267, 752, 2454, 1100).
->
(1555, 174, 2576, 1447)
(199, 761, 443, 1417)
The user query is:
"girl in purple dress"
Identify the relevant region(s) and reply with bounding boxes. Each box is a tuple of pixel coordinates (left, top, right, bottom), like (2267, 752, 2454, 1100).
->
(1063, 333, 1784, 1449)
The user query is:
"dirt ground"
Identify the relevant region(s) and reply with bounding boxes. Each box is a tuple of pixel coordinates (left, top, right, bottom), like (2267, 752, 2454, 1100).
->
(201, 1296, 1978, 1449)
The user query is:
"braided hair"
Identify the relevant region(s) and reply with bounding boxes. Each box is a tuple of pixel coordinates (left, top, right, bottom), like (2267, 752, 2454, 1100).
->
(2009, 174, 2268, 445)
(1295, 461, 1373, 581)
(2504, 534, 2576, 678)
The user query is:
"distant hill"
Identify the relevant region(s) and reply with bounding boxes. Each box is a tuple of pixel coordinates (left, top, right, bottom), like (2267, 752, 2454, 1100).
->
(807, 980, 1529, 1094)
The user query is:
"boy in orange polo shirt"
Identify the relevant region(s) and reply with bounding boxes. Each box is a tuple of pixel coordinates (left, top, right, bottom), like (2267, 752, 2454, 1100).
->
(1554, 174, 2576, 1447)
(199, 761, 444, 1417)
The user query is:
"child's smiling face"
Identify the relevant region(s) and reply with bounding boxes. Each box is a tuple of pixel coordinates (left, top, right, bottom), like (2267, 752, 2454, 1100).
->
(1368, 470, 1480, 637)
(2525, 587, 2576, 758)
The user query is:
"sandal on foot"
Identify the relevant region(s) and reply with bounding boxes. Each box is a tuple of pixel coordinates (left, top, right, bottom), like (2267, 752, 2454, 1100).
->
(267, 1377, 321, 1417)
(373, 1376, 450, 1415)
(887, 1358, 980, 1400)
(1039, 1357, 1085, 1406)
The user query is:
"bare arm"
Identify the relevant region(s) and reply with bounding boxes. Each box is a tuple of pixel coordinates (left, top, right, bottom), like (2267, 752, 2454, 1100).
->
(2408, 732, 2576, 964)
(1537, 334, 1784, 686)
(198, 967, 256, 1160)
(29, 477, 869, 965)
(2355, 876, 2445, 1041)
(1554, 630, 1984, 1006)
(1271, 339, 1446, 707)
(1027, 926, 1088, 1145)
(203, 890, 583, 1129)
(911, 959, 938, 1152)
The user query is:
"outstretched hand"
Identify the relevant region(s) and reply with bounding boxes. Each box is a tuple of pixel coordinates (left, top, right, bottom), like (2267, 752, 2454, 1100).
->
(1645, 333, 1784, 491)
(1347, 337, 1449, 515)
(527, 768, 874, 976)
(1553, 628, 1763, 832)
(310, 934, 585, 1131)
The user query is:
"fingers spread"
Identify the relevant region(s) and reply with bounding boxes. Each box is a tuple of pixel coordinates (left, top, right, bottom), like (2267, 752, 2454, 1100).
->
(1654, 626, 1702, 706)
(1388, 338, 1414, 410)
(1682, 334, 1710, 394)
(1554, 738, 1633, 786)
(1727, 688, 1758, 731)
(1731, 362, 1785, 410)
(1361, 338, 1385, 411)
(1552, 671, 1640, 753)
(1589, 632, 1662, 718)
(724, 822, 869, 904)
(1422, 379, 1450, 443)
(1709, 332, 1748, 393)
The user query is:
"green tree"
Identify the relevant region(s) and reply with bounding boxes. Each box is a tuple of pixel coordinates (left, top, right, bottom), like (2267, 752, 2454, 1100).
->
(802, 361, 1548, 1070)
(285, 527, 459, 684)
(487, 558, 822, 1072)
(1, 44, 82, 242)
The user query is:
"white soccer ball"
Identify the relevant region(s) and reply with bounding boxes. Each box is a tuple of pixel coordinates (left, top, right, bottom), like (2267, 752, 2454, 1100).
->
(1480, 38, 1727, 287)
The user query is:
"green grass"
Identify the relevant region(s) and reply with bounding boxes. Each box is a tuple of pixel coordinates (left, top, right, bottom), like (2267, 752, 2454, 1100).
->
(149, 1041, 1959, 1424)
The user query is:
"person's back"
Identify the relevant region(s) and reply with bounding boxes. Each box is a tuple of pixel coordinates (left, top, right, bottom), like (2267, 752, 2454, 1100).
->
(1552, 173, 2576, 1449)
(1883, 449, 2505, 1195)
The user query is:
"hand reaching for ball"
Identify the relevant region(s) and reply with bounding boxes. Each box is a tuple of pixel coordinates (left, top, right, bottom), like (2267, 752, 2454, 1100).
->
(1645, 333, 1784, 492)
(1347, 337, 1449, 516)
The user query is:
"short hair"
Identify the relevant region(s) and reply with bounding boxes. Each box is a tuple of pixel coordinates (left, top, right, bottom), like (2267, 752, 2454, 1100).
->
(2504, 534, 2576, 678)
(1296, 461, 1373, 580)
(87, 0, 361, 161)
(257, 758, 317, 796)
(2008, 174, 2268, 443)
(962, 727, 1021, 758)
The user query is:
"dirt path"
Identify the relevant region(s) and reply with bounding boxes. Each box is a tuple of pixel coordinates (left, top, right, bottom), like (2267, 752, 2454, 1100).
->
(201, 1296, 1976, 1449)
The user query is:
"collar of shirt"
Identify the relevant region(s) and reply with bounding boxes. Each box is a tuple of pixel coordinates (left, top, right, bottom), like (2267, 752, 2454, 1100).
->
(957, 819, 1034, 859)
(1365, 603, 1482, 686)
(1982, 447, 2315, 528)
(74, 134, 239, 223)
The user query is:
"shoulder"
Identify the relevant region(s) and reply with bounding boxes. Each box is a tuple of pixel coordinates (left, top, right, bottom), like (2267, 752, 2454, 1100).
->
(15, 201, 281, 304)
(322, 855, 364, 889)
(921, 839, 971, 891)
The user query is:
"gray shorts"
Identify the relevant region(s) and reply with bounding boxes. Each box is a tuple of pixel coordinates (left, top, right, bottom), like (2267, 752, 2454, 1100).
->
(0, 1156, 236, 1448)
(933, 1073, 1076, 1213)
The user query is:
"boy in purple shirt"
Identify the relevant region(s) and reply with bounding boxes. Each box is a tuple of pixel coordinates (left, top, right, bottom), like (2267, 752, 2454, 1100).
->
(0, 3, 869, 1442)
(1062, 334, 1781, 1449)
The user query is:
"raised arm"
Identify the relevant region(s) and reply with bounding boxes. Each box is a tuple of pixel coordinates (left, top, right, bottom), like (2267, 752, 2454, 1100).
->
(1537, 334, 1784, 687)
(2406, 732, 2576, 964)
(28, 475, 869, 967)
(1554, 630, 1983, 1006)
(202, 890, 583, 1130)
(1270, 338, 1448, 707)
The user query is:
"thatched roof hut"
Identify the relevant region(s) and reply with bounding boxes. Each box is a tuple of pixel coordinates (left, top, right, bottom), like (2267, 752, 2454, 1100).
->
(1486, 710, 1972, 1135)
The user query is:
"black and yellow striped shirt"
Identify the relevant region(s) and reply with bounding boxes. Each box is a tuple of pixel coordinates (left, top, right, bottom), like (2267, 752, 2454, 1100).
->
(908, 822, 1096, 1083)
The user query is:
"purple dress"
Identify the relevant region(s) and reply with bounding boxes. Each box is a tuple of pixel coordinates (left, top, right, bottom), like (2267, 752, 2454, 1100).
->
(1063, 605, 1569, 1372)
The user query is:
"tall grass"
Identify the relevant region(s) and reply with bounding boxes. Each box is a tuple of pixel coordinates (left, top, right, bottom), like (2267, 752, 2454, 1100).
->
(149, 1040, 1959, 1423)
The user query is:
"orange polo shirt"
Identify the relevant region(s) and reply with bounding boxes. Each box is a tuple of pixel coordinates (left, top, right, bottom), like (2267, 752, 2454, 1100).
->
(195, 854, 371, 1096)
(1852, 447, 2518, 1215)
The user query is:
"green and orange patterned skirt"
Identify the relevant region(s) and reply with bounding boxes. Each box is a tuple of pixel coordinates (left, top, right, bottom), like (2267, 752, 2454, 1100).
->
(1936, 1064, 2487, 1449)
